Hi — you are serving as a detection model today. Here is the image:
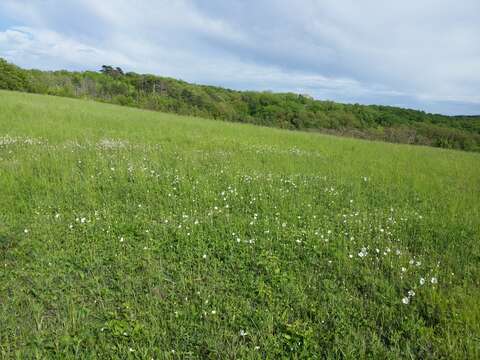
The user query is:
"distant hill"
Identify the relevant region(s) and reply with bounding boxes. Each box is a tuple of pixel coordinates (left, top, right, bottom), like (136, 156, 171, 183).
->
(1, 58, 479, 151)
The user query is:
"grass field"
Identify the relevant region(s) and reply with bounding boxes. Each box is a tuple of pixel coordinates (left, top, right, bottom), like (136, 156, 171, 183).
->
(0, 90, 479, 358)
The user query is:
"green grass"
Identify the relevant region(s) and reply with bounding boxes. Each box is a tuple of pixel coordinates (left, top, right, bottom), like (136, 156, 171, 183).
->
(0, 90, 479, 359)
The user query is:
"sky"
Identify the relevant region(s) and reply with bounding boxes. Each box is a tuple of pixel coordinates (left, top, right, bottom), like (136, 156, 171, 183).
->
(0, 0, 479, 115)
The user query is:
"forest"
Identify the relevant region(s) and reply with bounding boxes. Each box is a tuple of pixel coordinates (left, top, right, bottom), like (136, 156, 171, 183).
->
(1, 58, 479, 151)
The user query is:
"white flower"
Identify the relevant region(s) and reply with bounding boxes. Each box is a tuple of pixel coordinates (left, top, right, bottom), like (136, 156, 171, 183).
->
(408, 290, 415, 297)
(402, 297, 410, 304)
(239, 329, 248, 337)
(401, 267, 407, 272)
(211, 310, 216, 315)
(202, 254, 207, 259)
(120, 237, 124, 243)
(431, 277, 438, 284)
(24, 229, 29, 234)
(420, 277, 425, 285)
(358, 247, 368, 258)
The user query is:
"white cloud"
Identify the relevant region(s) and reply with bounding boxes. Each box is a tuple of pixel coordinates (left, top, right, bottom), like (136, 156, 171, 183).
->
(0, 26, 133, 69)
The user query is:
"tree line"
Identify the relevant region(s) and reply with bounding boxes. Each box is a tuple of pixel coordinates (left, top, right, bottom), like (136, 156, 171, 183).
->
(1, 58, 479, 152)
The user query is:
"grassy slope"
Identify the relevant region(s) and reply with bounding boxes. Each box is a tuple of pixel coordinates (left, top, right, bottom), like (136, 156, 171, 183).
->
(0, 90, 479, 358)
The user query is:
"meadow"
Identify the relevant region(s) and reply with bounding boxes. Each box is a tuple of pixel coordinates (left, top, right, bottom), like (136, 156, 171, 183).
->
(0, 90, 479, 358)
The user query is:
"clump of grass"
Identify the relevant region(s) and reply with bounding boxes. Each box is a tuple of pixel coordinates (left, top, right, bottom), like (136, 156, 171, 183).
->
(0, 90, 479, 358)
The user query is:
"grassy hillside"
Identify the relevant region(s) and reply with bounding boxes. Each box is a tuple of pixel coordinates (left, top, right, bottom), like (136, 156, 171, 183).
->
(0, 90, 479, 358)
(2, 58, 480, 152)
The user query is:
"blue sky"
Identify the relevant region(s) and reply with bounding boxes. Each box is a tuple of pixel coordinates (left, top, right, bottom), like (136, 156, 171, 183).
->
(0, 0, 479, 115)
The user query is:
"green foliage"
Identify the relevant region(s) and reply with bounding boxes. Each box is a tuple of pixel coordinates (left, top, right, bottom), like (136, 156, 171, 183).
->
(0, 59, 31, 91)
(1, 58, 479, 152)
(0, 91, 479, 358)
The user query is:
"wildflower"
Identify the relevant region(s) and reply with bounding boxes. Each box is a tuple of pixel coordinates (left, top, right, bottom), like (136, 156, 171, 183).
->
(24, 229, 29, 234)
(120, 237, 124, 243)
(239, 329, 248, 337)
(402, 297, 410, 305)
(401, 267, 406, 272)
(431, 277, 438, 284)
(419, 277, 425, 285)
(202, 254, 207, 259)
(211, 310, 216, 315)
(358, 247, 368, 258)
(408, 290, 415, 297)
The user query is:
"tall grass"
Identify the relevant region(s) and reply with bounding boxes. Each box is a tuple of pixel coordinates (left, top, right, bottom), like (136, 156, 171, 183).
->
(0, 90, 479, 358)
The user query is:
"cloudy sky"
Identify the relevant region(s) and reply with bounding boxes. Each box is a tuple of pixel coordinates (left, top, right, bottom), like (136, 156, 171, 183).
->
(0, 0, 479, 115)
